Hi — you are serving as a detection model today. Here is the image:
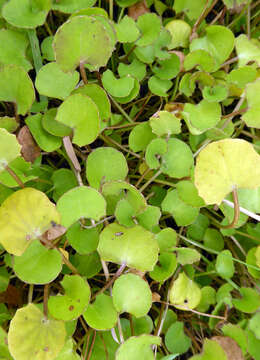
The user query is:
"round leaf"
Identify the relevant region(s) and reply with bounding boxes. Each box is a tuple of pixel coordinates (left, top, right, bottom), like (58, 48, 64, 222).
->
(129, 122, 156, 152)
(194, 139, 260, 205)
(83, 293, 118, 330)
(8, 303, 66, 360)
(48, 275, 91, 321)
(0, 188, 60, 256)
(54, 16, 115, 72)
(102, 69, 135, 97)
(67, 222, 99, 255)
(136, 13, 161, 47)
(153, 53, 180, 80)
(165, 20, 191, 49)
(0, 64, 35, 115)
(169, 272, 201, 310)
(165, 322, 191, 354)
(148, 76, 172, 97)
(86, 147, 128, 189)
(13, 241, 62, 284)
(35, 62, 79, 100)
(216, 250, 235, 279)
(112, 273, 152, 317)
(235, 34, 260, 67)
(149, 252, 177, 283)
(232, 287, 260, 314)
(42, 108, 72, 138)
(115, 335, 161, 360)
(149, 111, 181, 137)
(98, 223, 159, 271)
(57, 186, 106, 228)
(55, 93, 100, 146)
(2, 0, 51, 28)
(115, 15, 140, 43)
(52, 0, 96, 13)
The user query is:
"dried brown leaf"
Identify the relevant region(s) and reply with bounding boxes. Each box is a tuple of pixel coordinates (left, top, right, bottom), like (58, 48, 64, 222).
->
(128, 0, 150, 20)
(17, 125, 41, 163)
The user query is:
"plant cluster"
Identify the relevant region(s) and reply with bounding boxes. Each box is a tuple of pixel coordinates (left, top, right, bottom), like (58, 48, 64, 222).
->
(0, 0, 260, 359)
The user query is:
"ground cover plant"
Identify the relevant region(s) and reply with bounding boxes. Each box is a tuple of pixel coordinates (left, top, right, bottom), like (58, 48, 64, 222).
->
(0, 0, 259, 359)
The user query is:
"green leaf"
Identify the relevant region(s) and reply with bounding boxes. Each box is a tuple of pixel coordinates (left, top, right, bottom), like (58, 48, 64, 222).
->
(0, 116, 18, 133)
(136, 205, 161, 231)
(149, 111, 181, 137)
(162, 189, 199, 226)
(145, 138, 167, 169)
(0, 267, 10, 292)
(41, 36, 55, 61)
(176, 248, 201, 265)
(55, 94, 100, 146)
(0, 64, 35, 115)
(0, 29, 31, 71)
(113, 78, 140, 104)
(249, 312, 260, 340)
(86, 147, 128, 189)
(113, 273, 152, 317)
(227, 65, 258, 88)
(115, 335, 161, 360)
(67, 222, 99, 255)
(169, 272, 201, 310)
(71, 252, 102, 279)
(115, 16, 140, 43)
(136, 13, 161, 47)
(0, 327, 12, 360)
(0, 187, 60, 256)
(242, 79, 260, 128)
(13, 241, 62, 284)
(155, 228, 177, 252)
(176, 180, 205, 207)
(42, 108, 72, 138)
(98, 223, 159, 271)
(182, 100, 221, 134)
(187, 214, 209, 241)
(102, 69, 135, 97)
(194, 139, 260, 205)
(153, 53, 180, 80)
(148, 76, 172, 97)
(35, 62, 79, 100)
(184, 50, 216, 72)
(190, 25, 235, 70)
(235, 34, 260, 67)
(54, 16, 115, 72)
(203, 228, 224, 252)
(0, 157, 37, 188)
(73, 84, 111, 127)
(129, 122, 156, 152)
(52, 168, 77, 202)
(52, 0, 96, 13)
(26, 113, 62, 152)
(222, 324, 247, 355)
(161, 138, 194, 178)
(165, 322, 191, 354)
(165, 20, 191, 49)
(48, 275, 90, 321)
(216, 250, 235, 279)
(57, 186, 106, 228)
(83, 293, 118, 330)
(0, 128, 21, 171)
(196, 286, 216, 312)
(233, 287, 260, 313)
(54, 339, 80, 360)
(149, 252, 177, 283)
(8, 303, 66, 360)
(118, 59, 146, 82)
(202, 85, 228, 102)
(246, 247, 260, 279)
(189, 339, 228, 360)
(173, 0, 210, 20)
(2, 0, 51, 28)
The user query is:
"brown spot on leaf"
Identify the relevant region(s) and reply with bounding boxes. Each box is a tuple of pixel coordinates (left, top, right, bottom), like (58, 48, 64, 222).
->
(69, 305, 74, 311)
(43, 347, 49, 352)
(17, 126, 41, 163)
(211, 336, 244, 360)
(42, 224, 67, 241)
(152, 292, 161, 302)
(128, 0, 150, 20)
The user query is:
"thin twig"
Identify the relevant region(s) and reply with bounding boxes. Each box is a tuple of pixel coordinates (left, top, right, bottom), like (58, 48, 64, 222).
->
(223, 199, 260, 222)
(80, 62, 88, 84)
(86, 330, 96, 360)
(63, 136, 83, 186)
(220, 188, 240, 229)
(5, 165, 24, 188)
(100, 134, 141, 159)
(139, 169, 162, 193)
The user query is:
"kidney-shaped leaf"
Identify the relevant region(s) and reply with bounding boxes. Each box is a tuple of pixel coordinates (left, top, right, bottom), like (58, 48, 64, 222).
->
(116, 335, 161, 360)
(54, 16, 115, 72)
(2, 0, 51, 28)
(8, 303, 66, 360)
(98, 223, 159, 271)
(57, 186, 106, 228)
(48, 275, 90, 321)
(0, 128, 21, 172)
(235, 34, 260, 67)
(83, 293, 118, 330)
(112, 274, 152, 318)
(86, 147, 128, 189)
(55, 94, 100, 146)
(0, 188, 60, 256)
(35, 62, 79, 100)
(195, 139, 260, 205)
(13, 241, 62, 284)
(52, 0, 96, 13)
(0, 65, 35, 115)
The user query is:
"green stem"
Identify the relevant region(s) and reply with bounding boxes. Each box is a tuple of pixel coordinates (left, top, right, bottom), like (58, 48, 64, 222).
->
(109, 96, 134, 123)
